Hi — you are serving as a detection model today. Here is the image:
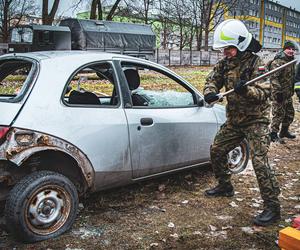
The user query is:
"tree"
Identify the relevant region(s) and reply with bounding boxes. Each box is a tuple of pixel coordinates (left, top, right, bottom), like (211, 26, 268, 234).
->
(124, 0, 155, 24)
(0, 0, 36, 42)
(159, 0, 194, 50)
(200, 0, 241, 51)
(42, 0, 60, 25)
(89, 0, 122, 20)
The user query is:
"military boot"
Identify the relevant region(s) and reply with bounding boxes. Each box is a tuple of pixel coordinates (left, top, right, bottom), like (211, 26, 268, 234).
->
(279, 126, 296, 139)
(253, 208, 281, 226)
(204, 183, 234, 197)
(270, 131, 280, 142)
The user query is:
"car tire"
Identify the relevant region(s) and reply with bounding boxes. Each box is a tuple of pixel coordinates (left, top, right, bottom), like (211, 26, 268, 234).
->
(227, 139, 250, 174)
(5, 170, 78, 243)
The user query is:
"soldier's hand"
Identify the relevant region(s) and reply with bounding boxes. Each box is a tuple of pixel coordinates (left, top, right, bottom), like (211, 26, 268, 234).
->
(276, 93, 284, 103)
(204, 92, 219, 104)
(234, 80, 248, 95)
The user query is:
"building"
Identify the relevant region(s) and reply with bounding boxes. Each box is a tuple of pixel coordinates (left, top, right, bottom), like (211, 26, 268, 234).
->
(224, 0, 300, 49)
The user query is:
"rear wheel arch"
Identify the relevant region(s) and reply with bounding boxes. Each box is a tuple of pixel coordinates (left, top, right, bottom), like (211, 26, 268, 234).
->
(19, 149, 93, 195)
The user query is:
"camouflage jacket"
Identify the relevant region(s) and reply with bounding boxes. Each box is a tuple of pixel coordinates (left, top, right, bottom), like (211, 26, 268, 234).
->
(269, 51, 295, 99)
(204, 51, 270, 126)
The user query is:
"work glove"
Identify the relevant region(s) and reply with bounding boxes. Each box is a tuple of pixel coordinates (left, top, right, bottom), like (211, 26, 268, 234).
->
(234, 80, 248, 95)
(276, 93, 284, 103)
(204, 92, 219, 104)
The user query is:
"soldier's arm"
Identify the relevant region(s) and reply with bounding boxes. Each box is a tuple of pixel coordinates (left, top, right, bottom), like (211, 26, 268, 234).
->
(243, 58, 271, 103)
(203, 60, 225, 95)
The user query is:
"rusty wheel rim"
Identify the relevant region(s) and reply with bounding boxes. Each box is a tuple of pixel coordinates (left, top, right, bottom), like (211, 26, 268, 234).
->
(25, 184, 72, 236)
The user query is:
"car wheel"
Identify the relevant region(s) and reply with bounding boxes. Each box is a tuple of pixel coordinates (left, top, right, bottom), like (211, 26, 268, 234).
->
(5, 170, 78, 242)
(227, 139, 250, 174)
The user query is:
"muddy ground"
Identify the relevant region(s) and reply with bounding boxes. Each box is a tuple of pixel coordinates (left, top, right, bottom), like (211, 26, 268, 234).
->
(1, 69, 300, 249)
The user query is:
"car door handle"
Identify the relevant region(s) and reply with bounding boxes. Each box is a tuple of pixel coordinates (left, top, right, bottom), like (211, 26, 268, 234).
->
(140, 118, 153, 126)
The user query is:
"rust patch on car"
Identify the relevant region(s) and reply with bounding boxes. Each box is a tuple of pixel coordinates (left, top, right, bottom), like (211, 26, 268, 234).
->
(1, 129, 94, 187)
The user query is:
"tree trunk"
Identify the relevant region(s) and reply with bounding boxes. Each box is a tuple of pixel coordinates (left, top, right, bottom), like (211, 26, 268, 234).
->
(90, 0, 98, 20)
(162, 19, 167, 49)
(189, 26, 194, 50)
(97, 1, 103, 20)
(144, 0, 149, 24)
(106, 0, 121, 20)
(204, 26, 209, 51)
(2, 0, 10, 42)
(42, 0, 60, 25)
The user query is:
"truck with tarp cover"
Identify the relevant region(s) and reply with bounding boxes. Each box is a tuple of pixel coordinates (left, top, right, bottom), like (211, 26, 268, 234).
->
(59, 18, 156, 58)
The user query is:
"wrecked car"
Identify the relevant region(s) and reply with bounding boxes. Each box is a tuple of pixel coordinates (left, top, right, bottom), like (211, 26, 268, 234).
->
(0, 51, 249, 242)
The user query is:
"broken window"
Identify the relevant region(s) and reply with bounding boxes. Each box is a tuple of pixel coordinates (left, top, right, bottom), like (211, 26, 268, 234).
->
(0, 59, 37, 102)
(121, 62, 196, 108)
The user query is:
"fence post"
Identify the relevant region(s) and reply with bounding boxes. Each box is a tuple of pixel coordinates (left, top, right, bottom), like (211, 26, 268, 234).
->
(169, 49, 171, 66)
(208, 51, 211, 66)
(190, 49, 192, 65)
(156, 48, 159, 63)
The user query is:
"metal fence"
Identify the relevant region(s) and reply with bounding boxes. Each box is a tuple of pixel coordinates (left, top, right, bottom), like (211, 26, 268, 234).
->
(152, 48, 279, 66)
(154, 49, 223, 66)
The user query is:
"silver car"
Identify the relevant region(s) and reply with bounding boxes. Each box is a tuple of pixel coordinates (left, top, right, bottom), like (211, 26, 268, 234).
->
(0, 51, 249, 242)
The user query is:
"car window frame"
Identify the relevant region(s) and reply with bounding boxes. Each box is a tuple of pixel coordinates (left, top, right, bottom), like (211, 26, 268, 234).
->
(119, 60, 199, 109)
(61, 60, 122, 109)
(0, 57, 39, 104)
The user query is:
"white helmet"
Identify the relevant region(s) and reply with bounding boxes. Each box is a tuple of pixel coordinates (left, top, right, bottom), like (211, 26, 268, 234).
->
(213, 19, 252, 52)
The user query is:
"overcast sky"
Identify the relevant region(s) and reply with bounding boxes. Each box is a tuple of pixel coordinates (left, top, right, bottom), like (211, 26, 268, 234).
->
(277, 0, 300, 10)
(42, 0, 300, 18)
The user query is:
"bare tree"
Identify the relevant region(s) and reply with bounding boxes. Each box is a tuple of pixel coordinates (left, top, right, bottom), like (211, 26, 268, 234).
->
(0, 0, 36, 42)
(159, 0, 194, 50)
(89, 0, 122, 20)
(124, 0, 155, 24)
(200, 0, 242, 51)
(42, 0, 60, 25)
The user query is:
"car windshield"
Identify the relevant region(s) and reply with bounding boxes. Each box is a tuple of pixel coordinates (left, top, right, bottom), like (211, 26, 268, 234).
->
(0, 58, 38, 103)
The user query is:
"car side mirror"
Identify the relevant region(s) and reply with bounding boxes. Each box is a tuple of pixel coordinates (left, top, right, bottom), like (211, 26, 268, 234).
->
(197, 96, 204, 107)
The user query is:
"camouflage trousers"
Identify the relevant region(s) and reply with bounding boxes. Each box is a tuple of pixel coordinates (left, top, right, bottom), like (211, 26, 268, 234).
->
(210, 122, 280, 209)
(271, 97, 294, 132)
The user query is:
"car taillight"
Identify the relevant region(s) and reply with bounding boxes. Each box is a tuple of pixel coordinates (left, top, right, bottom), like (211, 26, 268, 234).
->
(0, 126, 10, 141)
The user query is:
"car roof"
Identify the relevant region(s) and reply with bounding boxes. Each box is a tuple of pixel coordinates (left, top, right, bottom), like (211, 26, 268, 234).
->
(0, 51, 139, 62)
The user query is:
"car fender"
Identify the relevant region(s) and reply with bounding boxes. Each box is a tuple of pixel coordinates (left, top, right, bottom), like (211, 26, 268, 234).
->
(1, 128, 95, 188)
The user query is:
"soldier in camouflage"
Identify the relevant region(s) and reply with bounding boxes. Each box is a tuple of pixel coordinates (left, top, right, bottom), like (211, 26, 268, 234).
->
(269, 41, 296, 142)
(203, 19, 280, 226)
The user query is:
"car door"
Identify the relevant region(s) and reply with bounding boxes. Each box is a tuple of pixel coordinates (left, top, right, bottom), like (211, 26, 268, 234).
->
(116, 60, 218, 178)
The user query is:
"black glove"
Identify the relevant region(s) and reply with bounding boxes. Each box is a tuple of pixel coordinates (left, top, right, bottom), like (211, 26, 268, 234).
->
(204, 92, 219, 104)
(276, 93, 284, 103)
(234, 80, 248, 95)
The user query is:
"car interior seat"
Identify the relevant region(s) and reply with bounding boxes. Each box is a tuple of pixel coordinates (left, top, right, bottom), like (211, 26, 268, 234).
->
(69, 90, 101, 105)
(124, 69, 148, 106)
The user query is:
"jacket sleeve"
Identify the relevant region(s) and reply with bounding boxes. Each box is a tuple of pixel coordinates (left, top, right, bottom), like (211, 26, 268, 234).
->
(243, 57, 270, 103)
(203, 60, 225, 95)
(269, 58, 284, 96)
